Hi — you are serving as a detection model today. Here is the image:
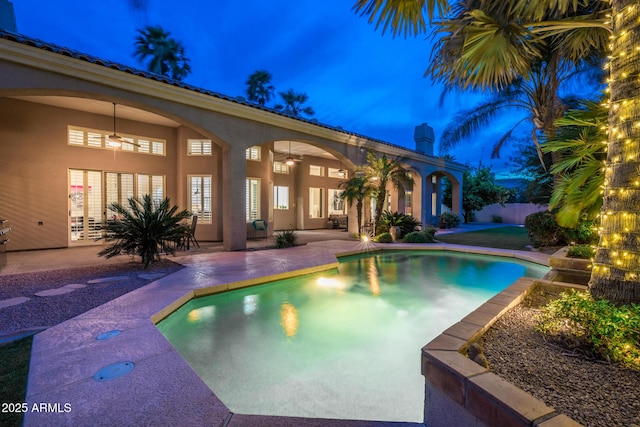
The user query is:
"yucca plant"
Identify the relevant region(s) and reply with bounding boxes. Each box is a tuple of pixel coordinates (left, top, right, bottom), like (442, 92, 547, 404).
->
(378, 210, 422, 238)
(274, 229, 298, 249)
(98, 195, 191, 268)
(378, 210, 405, 234)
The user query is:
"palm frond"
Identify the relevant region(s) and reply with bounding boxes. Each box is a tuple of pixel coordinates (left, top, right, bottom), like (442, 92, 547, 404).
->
(549, 26, 610, 63)
(99, 195, 191, 268)
(352, 0, 448, 37)
(440, 99, 527, 151)
(455, 10, 543, 90)
(490, 117, 531, 159)
(545, 96, 606, 226)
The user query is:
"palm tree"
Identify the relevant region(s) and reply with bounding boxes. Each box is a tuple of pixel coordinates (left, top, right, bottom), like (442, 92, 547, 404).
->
(543, 99, 607, 227)
(353, 0, 638, 304)
(274, 89, 315, 117)
(439, 75, 591, 170)
(134, 25, 191, 81)
(361, 150, 413, 234)
(579, 1, 640, 303)
(431, 1, 607, 169)
(245, 70, 275, 106)
(340, 176, 375, 236)
(98, 195, 191, 268)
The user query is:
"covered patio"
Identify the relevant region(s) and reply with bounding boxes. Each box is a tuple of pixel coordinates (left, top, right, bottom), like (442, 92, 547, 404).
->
(0, 30, 465, 253)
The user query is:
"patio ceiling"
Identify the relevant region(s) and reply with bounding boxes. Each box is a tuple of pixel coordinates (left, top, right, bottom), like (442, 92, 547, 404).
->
(10, 96, 338, 160)
(10, 96, 180, 127)
(272, 140, 337, 160)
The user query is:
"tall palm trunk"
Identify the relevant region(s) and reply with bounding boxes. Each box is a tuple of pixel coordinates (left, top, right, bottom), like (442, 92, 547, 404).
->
(374, 185, 387, 234)
(356, 199, 363, 235)
(589, 0, 640, 304)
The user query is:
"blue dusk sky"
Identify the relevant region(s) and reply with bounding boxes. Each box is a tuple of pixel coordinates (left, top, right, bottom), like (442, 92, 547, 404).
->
(10, 0, 535, 175)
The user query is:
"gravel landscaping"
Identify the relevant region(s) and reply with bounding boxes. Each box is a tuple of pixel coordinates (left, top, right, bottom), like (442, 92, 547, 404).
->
(0, 260, 183, 336)
(480, 288, 640, 427)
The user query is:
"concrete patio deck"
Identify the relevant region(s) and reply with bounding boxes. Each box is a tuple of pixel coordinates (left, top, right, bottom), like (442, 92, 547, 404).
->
(5, 225, 549, 426)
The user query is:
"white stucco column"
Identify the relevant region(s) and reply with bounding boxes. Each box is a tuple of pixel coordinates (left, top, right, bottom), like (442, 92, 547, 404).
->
(433, 176, 444, 223)
(421, 175, 433, 227)
(222, 146, 247, 250)
(451, 179, 462, 220)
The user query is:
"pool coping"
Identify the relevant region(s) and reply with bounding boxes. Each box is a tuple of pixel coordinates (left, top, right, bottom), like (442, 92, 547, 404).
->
(23, 241, 550, 426)
(422, 277, 587, 427)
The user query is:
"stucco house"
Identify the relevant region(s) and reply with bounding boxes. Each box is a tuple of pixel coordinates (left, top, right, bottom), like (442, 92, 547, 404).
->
(0, 29, 464, 252)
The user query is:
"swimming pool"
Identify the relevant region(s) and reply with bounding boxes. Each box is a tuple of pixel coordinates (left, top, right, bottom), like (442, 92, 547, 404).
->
(157, 250, 548, 422)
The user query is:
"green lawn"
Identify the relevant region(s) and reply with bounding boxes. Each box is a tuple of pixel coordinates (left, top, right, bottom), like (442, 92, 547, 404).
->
(0, 336, 33, 427)
(435, 226, 532, 250)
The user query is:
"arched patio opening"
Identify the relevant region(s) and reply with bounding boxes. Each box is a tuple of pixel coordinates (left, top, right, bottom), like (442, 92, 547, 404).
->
(424, 171, 462, 226)
(245, 139, 357, 235)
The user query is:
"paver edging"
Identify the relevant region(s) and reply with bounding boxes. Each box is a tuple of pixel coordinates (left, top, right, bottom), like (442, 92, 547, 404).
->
(421, 278, 586, 427)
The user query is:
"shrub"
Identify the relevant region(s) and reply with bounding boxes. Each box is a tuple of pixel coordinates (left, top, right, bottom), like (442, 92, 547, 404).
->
(562, 219, 599, 245)
(439, 212, 461, 228)
(99, 195, 191, 268)
(422, 225, 437, 240)
(377, 211, 422, 238)
(403, 231, 436, 243)
(525, 212, 599, 248)
(378, 210, 404, 234)
(524, 211, 564, 247)
(374, 232, 393, 243)
(566, 244, 596, 259)
(491, 215, 503, 223)
(400, 215, 422, 236)
(274, 229, 297, 248)
(536, 290, 640, 369)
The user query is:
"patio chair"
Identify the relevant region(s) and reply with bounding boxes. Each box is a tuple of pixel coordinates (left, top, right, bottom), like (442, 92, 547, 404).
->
(180, 215, 200, 250)
(251, 219, 268, 240)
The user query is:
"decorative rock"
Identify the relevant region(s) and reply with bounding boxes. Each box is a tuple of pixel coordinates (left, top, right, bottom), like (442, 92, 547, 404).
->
(87, 276, 130, 284)
(468, 342, 490, 369)
(62, 284, 87, 289)
(0, 296, 30, 309)
(35, 288, 76, 297)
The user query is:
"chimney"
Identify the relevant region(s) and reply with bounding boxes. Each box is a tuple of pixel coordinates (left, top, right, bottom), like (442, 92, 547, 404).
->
(414, 123, 435, 156)
(0, 0, 18, 32)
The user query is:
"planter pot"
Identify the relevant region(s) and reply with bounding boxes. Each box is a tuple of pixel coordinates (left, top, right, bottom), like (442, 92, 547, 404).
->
(389, 226, 401, 241)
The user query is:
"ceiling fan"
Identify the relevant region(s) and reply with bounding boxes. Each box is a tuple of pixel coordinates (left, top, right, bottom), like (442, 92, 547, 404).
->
(106, 103, 140, 148)
(106, 103, 124, 147)
(283, 141, 302, 165)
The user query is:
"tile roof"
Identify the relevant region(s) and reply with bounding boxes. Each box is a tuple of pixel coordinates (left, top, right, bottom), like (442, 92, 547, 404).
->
(0, 28, 439, 159)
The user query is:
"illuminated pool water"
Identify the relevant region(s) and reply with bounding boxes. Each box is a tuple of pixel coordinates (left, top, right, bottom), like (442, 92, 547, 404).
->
(157, 250, 548, 422)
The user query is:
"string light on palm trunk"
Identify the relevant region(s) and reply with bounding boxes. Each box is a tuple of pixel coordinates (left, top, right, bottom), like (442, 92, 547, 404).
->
(591, 3, 640, 295)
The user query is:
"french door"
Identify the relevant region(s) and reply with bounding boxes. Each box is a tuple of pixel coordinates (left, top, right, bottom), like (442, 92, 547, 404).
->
(69, 170, 164, 244)
(69, 169, 103, 243)
(105, 172, 134, 220)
